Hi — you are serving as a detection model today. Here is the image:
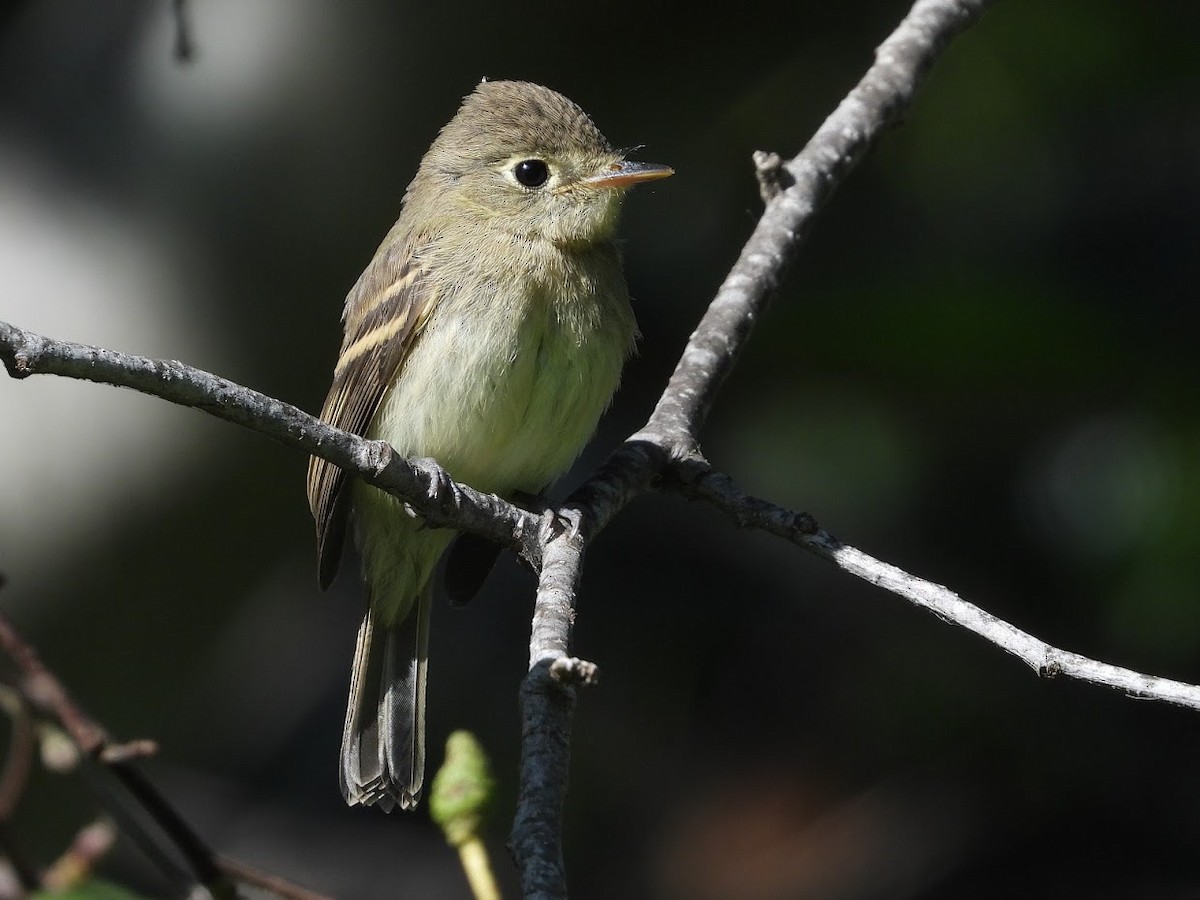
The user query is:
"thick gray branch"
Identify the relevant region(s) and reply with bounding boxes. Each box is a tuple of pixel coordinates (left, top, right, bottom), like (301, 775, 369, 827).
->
(510, 661, 576, 900)
(528, 526, 585, 670)
(1, 6, 1027, 899)
(507, 4, 998, 895)
(0, 321, 537, 558)
(641, 0, 993, 450)
(508, 519, 600, 899)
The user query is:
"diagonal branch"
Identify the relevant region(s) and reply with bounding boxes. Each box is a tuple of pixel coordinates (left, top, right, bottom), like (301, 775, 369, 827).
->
(6, 4, 1105, 900)
(563, 0, 998, 553)
(641, 0, 996, 450)
(680, 466, 1200, 711)
(508, 1, 999, 895)
(0, 605, 230, 895)
(0, 602, 331, 900)
(0, 321, 539, 560)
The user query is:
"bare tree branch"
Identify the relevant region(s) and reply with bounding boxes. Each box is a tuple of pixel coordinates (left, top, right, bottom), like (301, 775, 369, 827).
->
(0, 607, 226, 895)
(639, 0, 995, 450)
(507, 1, 997, 893)
(528, 523, 586, 671)
(0, 607, 328, 900)
(0, 321, 539, 561)
(216, 857, 333, 900)
(510, 661, 578, 900)
(680, 465, 1200, 710)
(10, 2, 1185, 898)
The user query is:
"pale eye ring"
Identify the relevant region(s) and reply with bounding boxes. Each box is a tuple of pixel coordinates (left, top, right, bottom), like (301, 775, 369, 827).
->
(513, 159, 550, 188)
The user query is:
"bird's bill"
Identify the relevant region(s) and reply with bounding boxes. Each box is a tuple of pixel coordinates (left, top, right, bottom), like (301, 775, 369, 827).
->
(581, 160, 674, 190)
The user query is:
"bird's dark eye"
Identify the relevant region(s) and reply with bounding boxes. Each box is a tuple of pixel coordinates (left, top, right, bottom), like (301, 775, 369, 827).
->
(513, 159, 549, 188)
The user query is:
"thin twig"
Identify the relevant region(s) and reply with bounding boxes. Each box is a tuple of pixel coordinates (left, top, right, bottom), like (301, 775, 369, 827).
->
(0, 610, 109, 756)
(109, 763, 226, 890)
(0, 607, 328, 900)
(0, 688, 35, 820)
(457, 839, 501, 900)
(681, 465, 1200, 710)
(216, 856, 335, 900)
(0, 609, 225, 893)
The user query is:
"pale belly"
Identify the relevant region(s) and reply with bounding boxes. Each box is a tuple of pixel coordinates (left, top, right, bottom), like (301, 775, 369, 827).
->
(354, 276, 633, 624)
(368, 287, 629, 496)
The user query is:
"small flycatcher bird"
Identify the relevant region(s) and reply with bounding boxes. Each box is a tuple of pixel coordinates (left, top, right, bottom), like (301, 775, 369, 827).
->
(306, 80, 672, 810)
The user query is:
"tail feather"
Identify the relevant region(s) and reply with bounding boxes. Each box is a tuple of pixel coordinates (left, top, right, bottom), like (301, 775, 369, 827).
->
(339, 612, 385, 806)
(340, 589, 431, 811)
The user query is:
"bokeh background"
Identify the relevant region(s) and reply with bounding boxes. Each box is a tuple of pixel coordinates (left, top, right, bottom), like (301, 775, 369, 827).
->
(2, 1, 1199, 897)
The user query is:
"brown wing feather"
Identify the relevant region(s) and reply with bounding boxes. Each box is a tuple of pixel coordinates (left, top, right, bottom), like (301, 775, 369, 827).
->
(307, 237, 434, 588)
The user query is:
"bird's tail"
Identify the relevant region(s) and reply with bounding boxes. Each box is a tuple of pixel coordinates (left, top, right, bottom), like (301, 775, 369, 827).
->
(339, 586, 430, 811)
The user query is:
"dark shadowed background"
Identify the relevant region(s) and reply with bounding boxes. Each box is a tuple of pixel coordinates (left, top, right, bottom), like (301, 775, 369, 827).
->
(2, 1, 1199, 898)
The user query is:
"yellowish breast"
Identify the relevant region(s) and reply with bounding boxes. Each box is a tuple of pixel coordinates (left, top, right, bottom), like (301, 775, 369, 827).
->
(368, 238, 636, 497)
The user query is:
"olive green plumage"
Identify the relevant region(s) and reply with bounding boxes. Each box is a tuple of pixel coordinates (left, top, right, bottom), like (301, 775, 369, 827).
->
(307, 80, 671, 810)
